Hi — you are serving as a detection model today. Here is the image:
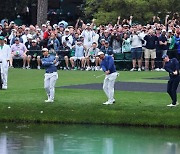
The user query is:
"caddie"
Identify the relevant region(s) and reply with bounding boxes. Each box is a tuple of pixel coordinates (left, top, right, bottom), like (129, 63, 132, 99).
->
(0, 36, 11, 90)
(41, 48, 59, 103)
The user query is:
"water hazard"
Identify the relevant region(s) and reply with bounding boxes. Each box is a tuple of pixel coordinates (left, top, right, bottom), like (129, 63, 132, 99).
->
(0, 123, 180, 154)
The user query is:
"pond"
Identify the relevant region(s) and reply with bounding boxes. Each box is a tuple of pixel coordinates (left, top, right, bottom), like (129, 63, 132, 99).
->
(0, 123, 180, 154)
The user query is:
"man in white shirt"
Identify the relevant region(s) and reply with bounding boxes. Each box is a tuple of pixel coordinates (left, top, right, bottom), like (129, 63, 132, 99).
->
(0, 36, 11, 89)
(81, 23, 96, 49)
(61, 29, 73, 49)
(129, 27, 144, 71)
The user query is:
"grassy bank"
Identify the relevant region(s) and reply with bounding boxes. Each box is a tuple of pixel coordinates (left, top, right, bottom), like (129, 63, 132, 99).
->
(1, 69, 180, 127)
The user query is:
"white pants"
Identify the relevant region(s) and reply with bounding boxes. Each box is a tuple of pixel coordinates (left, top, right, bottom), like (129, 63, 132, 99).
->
(103, 72, 118, 102)
(0, 61, 8, 88)
(44, 72, 58, 100)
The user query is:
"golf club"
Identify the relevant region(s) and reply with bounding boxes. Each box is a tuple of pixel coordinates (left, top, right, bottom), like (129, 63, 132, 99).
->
(94, 72, 119, 78)
(94, 74, 105, 78)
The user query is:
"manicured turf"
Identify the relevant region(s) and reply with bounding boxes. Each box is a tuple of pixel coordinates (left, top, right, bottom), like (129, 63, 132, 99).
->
(1, 68, 180, 127)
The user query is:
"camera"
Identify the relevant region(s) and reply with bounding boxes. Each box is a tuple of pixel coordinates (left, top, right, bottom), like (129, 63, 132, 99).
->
(65, 37, 69, 41)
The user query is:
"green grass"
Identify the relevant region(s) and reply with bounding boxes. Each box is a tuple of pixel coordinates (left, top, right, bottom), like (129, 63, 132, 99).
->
(1, 68, 180, 127)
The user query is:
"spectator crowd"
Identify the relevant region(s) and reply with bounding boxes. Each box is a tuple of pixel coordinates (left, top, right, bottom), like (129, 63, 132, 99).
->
(0, 13, 180, 71)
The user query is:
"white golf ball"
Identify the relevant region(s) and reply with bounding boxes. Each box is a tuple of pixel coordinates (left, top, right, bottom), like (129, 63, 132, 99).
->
(40, 111, 43, 113)
(8, 106, 11, 109)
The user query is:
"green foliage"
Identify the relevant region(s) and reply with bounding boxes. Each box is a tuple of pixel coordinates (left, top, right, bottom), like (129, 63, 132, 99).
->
(84, 0, 180, 25)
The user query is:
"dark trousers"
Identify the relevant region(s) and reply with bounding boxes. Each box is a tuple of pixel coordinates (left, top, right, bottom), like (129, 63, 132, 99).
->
(167, 76, 180, 105)
(155, 50, 163, 69)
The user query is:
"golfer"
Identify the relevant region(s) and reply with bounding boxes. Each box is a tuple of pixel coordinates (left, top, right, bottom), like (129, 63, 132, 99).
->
(0, 36, 11, 90)
(163, 54, 180, 107)
(41, 48, 58, 103)
(98, 51, 118, 105)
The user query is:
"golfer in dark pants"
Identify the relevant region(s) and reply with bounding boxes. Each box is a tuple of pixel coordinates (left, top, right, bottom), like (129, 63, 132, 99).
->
(163, 54, 180, 107)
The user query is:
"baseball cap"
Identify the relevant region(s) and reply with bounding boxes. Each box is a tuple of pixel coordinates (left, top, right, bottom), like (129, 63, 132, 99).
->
(87, 23, 90, 26)
(27, 34, 33, 39)
(98, 51, 104, 56)
(168, 29, 172, 33)
(162, 54, 168, 59)
(42, 48, 48, 52)
(42, 24, 46, 27)
(0, 36, 5, 40)
(14, 37, 20, 41)
(25, 27, 30, 31)
(65, 28, 69, 32)
(32, 39, 37, 43)
(101, 38, 105, 42)
(18, 26, 23, 29)
(162, 29, 166, 32)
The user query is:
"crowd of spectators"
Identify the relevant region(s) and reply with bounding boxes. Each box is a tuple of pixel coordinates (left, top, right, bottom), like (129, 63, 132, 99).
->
(0, 13, 180, 71)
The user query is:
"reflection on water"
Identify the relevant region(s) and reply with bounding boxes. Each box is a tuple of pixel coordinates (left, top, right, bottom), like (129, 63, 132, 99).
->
(0, 124, 180, 154)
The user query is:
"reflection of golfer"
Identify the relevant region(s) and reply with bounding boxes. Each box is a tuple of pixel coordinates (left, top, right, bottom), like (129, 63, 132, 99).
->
(98, 52, 118, 105)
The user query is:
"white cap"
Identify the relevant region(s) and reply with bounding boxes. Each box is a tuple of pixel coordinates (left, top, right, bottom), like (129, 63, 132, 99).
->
(98, 51, 104, 56)
(53, 24, 58, 28)
(65, 28, 69, 32)
(162, 29, 166, 32)
(168, 29, 172, 33)
(42, 24, 46, 27)
(32, 39, 37, 43)
(42, 48, 48, 52)
(25, 27, 30, 31)
(27, 34, 33, 39)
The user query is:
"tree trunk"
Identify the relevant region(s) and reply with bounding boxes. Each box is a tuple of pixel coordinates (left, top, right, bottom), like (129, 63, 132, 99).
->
(37, 0, 48, 26)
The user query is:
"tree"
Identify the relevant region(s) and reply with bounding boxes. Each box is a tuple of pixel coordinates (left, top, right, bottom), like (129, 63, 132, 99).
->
(37, 0, 48, 26)
(84, 0, 180, 25)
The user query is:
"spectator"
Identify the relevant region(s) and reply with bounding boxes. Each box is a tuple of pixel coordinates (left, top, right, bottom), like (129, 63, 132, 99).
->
(85, 42, 100, 71)
(98, 38, 106, 49)
(99, 29, 111, 44)
(167, 29, 177, 59)
(70, 39, 86, 70)
(129, 27, 144, 71)
(175, 30, 180, 60)
(100, 41, 114, 56)
(61, 28, 73, 49)
(155, 29, 168, 71)
(27, 39, 41, 69)
(21, 27, 30, 44)
(10, 37, 27, 68)
(25, 34, 33, 50)
(47, 33, 60, 53)
(122, 33, 131, 53)
(11, 31, 23, 45)
(81, 23, 95, 49)
(110, 29, 122, 53)
(58, 41, 71, 70)
(144, 29, 158, 71)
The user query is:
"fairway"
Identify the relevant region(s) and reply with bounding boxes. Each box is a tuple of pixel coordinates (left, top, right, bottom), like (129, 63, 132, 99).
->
(1, 69, 180, 127)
